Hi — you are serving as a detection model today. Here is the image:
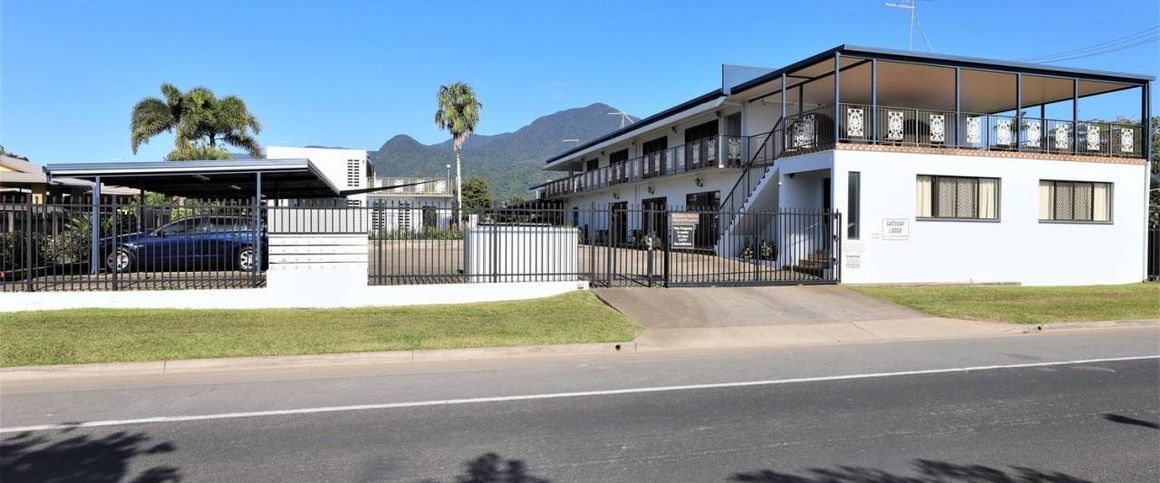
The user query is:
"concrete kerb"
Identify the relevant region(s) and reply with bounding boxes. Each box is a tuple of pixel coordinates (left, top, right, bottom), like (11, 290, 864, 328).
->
(1, 320, 1154, 382)
(0, 342, 638, 381)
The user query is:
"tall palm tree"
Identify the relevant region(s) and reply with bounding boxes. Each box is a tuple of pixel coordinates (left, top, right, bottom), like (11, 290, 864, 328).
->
(130, 84, 262, 160)
(434, 82, 482, 214)
(130, 83, 187, 155)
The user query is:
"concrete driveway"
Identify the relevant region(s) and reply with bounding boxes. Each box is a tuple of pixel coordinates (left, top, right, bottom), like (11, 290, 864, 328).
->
(594, 286, 1014, 349)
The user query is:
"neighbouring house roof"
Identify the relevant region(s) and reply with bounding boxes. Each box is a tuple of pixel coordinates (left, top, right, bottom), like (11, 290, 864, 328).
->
(1, 154, 138, 195)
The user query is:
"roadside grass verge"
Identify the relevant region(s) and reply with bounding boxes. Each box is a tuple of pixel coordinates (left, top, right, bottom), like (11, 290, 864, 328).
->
(0, 291, 640, 367)
(851, 283, 1160, 324)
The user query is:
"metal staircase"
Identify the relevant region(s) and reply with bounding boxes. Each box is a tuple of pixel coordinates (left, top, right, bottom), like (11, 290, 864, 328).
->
(717, 117, 787, 239)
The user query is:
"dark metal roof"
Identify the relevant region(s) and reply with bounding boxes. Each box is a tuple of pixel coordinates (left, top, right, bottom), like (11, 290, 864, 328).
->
(543, 89, 725, 166)
(43, 159, 342, 198)
(731, 44, 1153, 96)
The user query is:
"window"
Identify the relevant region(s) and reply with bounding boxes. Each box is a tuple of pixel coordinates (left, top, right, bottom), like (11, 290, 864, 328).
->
(584, 159, 598, 172)
(397, 202, 412, 230)
(346, 199, 361, 207)
(422, 206, 438, 229)
(847, 172, 860, 239)
(346, 159, 362, 188)
(916, 175, 999, 220)
(1039, 180, 1111, 222)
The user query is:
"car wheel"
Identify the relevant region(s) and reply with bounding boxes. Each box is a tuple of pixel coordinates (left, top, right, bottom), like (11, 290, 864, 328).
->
(106, 247, 134, 273)
(237, 246, 256, 271)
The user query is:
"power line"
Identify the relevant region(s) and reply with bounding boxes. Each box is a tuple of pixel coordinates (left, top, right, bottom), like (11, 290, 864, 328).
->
(1017, 26, 1159, 63)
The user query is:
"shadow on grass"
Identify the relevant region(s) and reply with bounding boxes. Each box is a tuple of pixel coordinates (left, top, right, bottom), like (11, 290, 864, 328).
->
(730, 459, 1092, 482)
(0, 429, 180, 483)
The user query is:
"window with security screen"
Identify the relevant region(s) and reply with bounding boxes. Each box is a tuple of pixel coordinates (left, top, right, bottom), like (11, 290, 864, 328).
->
(916, 175, 999, 220)
(1039, 180, 1111, 222)
(346, 159, 361, 188)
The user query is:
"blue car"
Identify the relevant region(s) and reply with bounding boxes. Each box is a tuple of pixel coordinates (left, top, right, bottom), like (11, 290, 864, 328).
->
(103, 215, 266, 273)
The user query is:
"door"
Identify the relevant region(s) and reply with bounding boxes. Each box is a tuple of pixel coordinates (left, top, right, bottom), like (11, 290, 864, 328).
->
(685, 191, 720, 250)
(610, 202, 628, 246)
(641, 197, 667, 246)
(822, 177, 832, 235)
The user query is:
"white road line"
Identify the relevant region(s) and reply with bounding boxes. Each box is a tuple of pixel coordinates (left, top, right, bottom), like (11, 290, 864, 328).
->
(2, 354, 1156, 434)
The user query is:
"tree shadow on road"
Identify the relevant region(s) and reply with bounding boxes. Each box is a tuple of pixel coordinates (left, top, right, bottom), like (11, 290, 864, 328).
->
(422, 452, 550, 483)
(0, 429, 181, 483)
(730, 459, 1093, 483)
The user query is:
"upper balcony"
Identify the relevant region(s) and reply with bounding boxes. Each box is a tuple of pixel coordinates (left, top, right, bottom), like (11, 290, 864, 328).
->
(538, 134, 760, 199)
(535, 45, 1152, 201)
(734, 46, 1151, 163)
(778, 103, 1144, 158)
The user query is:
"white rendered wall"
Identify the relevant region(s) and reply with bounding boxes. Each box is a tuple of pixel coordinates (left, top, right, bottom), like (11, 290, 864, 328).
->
(831, 149, 1147, 286)
(266, 146, 369, 205)
(464, 226, 579, 282)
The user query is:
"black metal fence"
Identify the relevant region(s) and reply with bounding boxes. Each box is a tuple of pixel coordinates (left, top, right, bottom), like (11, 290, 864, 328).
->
(1148, 226, 1160, 282)
(1, 195, 265, 292)
(366, 199, 841, 287)
(2, 195, 844, 291)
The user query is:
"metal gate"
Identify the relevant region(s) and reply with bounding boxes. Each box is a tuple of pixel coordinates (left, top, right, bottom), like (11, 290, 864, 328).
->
(584, 207, 841, 288)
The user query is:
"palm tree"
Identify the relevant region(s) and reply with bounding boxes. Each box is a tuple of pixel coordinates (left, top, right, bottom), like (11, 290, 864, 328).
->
(130, 83, 187, 155)
(434, 82, 482, 214)
(130, 84, 262, 160)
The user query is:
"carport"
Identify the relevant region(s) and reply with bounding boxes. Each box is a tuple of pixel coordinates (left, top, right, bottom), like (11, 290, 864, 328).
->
(42, 158, 342, 276)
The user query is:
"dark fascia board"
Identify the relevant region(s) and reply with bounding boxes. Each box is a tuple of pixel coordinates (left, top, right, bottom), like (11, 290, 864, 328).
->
(731, 44, 1153, 97)
(44, 158, 343, 196)
(543, 89, 724, 165)
(44, 158, 313, 177)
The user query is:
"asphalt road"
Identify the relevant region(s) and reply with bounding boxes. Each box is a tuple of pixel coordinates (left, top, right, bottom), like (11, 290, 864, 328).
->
(2, 328, 1158, 482)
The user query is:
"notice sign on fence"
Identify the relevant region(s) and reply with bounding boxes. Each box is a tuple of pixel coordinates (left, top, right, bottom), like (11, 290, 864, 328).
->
(670, 212, 700, 250)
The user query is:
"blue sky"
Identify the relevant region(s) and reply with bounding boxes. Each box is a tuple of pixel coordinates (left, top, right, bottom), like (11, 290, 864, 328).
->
(2, 0, 1157, 164)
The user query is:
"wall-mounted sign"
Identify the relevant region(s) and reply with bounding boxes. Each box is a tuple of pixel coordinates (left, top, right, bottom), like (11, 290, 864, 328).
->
(670, 212, 699, 250)
(882, 218, 910, 240)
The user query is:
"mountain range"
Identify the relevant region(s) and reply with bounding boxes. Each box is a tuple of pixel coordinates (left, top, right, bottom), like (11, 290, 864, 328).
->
(368, 103, 634, 200)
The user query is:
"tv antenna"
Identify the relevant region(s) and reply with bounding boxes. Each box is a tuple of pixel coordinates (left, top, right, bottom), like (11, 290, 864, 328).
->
(608, 111, 634, 129)
(885, 0, 935, 52)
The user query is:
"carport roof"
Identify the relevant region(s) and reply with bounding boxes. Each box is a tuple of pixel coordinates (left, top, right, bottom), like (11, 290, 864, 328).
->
(43, 158, 341, 198)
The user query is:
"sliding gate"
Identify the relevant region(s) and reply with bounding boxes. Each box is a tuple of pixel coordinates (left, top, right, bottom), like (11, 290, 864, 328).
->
(584, 207, 841, 288)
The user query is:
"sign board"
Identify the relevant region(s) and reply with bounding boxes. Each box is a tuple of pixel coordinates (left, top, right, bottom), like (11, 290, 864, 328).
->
(670, 212, 700, 250)
(882, 218, 910, 240)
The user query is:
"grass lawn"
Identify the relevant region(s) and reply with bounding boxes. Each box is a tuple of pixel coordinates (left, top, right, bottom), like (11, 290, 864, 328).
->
(851, 283, 1160, 324)
(0, 291, 639, 367)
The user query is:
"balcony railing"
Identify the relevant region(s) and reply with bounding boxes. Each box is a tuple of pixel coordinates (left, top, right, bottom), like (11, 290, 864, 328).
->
(541, 135, 761, 199)
(784, 103, 1145, 158)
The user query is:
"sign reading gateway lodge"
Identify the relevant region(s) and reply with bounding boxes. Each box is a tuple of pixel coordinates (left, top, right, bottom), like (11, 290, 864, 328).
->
(670, 212, 700, 250)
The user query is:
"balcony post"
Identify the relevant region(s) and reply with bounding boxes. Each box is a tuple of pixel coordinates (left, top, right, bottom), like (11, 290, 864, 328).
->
(1015, 73, 1022, 151)
(833, 52, 841, 143)
(1072, 78, 1079, 153)
(953, 67, 960, 146)
(780, 73, 787, 121)
(1144, 81, 1151, 161)
(872, 59, 879, 143)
